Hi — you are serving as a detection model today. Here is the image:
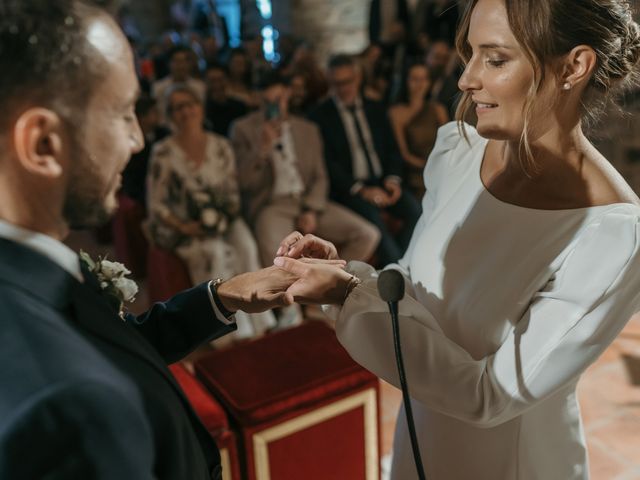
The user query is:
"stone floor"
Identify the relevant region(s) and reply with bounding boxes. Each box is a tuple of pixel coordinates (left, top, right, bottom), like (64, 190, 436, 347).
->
(68, 229, 640, 479)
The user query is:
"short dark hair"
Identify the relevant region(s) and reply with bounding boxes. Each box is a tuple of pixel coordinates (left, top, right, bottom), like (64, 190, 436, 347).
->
(168, 44, 193, 62)
(256, 70, 287, 91)
(327, 54, 357, 71)
(0, 0, 115, 131)
(205, 62, 228, 75)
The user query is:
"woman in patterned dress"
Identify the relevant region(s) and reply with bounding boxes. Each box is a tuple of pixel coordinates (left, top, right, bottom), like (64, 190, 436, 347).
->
(147, 83, 276, 340)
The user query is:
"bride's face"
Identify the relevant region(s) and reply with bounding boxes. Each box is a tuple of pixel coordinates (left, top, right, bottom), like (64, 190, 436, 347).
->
(457, 0, 538, 141)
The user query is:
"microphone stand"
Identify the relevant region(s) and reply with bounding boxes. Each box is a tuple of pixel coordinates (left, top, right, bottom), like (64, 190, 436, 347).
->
(388, 299, 426, 480)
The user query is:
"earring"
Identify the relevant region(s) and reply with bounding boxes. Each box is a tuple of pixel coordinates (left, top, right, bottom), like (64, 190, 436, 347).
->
(562, 82, 571, 91)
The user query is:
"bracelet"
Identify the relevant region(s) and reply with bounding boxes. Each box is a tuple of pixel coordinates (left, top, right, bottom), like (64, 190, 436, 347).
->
(343, 274, 362, 304)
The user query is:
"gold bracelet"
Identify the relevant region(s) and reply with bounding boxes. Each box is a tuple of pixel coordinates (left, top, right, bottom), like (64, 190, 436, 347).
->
(343, 274, 362, 304)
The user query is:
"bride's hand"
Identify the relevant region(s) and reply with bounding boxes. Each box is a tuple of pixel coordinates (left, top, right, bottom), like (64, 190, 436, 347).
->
(276, 231, 341, 260)
(274, 256, 354, 305)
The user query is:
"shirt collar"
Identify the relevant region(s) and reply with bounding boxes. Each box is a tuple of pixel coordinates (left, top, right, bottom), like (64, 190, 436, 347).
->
(0, 219, 83, 282)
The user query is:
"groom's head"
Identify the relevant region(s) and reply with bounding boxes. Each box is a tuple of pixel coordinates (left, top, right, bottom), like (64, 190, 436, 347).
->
(0, 0, 143, 231)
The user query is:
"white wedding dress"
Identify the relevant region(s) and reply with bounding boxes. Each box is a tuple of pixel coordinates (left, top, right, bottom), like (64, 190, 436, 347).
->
(331, 122, 640, 479)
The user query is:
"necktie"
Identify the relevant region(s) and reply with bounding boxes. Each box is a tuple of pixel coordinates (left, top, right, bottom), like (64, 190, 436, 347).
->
(347, 105, 378, 180)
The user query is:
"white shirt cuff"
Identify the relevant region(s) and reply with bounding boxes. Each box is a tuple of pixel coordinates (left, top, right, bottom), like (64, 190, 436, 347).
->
(206, 280, 236, 325)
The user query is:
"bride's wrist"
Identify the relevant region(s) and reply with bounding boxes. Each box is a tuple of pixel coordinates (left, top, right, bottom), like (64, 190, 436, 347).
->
(340, 274, 361, 305)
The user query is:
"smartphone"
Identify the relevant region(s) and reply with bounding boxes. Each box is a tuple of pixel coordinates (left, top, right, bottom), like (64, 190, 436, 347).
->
(265, 102, 280, 121)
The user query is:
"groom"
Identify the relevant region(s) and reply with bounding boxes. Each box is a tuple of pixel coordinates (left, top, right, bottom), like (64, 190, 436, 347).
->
(0, 2, 297, 479)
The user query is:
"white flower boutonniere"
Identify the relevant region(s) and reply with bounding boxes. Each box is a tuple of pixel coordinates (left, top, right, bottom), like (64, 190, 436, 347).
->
(79, 251, 138, 318)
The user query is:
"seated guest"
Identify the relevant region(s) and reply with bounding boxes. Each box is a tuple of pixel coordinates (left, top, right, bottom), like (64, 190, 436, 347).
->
(147, 84, 276, 339)
(231, 74, 380, 327)
(226, 47, 260, 108)
(426, 40, 462, 117)
(309, 54, 421, 266)
(121, 94, 169, 207)
(289, 43, 329, 106)
(152, 45, 206, 125)
(288, 72, 315, 116)
(389, 62, 448, 199)
(204, 63, 248, 137)
(231, 73, 380, 268)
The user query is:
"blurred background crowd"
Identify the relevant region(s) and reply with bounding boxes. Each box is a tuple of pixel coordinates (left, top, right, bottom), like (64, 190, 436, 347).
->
(96, 0, 640, 345)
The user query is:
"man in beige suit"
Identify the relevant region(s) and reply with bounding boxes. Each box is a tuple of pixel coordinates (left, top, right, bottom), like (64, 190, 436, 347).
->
(231, 73, 380, 269)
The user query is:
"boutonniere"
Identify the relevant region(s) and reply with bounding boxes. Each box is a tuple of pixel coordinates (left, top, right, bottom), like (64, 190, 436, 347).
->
(79, 251, 138, 319)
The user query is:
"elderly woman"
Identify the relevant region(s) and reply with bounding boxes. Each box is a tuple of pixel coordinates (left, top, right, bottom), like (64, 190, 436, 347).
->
(147, 83, 276, 340)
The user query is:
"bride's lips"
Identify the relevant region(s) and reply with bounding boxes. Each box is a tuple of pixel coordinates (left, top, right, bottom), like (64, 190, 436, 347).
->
(474, 100, 498, 113)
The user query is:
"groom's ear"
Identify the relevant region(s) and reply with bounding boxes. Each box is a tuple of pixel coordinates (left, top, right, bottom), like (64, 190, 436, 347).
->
(12, 108, 65, 178)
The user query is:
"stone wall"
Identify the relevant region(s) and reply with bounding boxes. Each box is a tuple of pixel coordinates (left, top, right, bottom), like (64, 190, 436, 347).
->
(291, 0, 369, 66)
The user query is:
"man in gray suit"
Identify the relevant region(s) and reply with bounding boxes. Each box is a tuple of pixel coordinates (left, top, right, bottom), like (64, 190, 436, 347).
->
(231, 73, 380, 268)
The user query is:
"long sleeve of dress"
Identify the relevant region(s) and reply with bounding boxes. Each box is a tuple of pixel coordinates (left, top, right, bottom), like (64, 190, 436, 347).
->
(335, 210, 640, 429)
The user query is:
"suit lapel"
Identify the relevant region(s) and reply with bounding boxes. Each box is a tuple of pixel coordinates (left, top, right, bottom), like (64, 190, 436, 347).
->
(69, 279, 188, 399)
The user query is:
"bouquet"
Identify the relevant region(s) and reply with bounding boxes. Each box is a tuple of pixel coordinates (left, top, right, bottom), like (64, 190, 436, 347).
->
(188, 187, 239, 235)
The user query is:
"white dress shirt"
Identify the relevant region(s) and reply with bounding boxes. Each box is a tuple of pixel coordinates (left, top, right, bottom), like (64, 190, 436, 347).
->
(271, 121, 305, 199)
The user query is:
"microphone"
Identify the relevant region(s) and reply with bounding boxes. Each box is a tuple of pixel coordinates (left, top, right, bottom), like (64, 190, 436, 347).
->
(377, 270, 426, 480)
(377, 269, 405, 303)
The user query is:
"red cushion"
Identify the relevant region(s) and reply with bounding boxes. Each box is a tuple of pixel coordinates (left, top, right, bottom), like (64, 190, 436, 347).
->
(194, 322, 377, 425)
(169, 363, 229, 433)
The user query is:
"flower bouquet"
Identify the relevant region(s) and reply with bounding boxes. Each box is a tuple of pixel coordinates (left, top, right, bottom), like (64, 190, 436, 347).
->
(188, 187, 239, 236)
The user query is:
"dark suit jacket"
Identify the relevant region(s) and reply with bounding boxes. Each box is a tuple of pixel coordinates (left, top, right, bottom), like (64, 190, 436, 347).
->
(0, 238, 235, 479)
(309, 97, 403, 200)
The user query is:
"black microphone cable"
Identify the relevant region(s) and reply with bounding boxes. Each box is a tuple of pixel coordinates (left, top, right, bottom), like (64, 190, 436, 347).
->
(378, 269, 426, 480)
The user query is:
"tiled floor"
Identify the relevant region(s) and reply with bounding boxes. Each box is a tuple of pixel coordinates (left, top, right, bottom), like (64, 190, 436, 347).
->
(68, 230, 640, 479)
(378, 315, 640, 479)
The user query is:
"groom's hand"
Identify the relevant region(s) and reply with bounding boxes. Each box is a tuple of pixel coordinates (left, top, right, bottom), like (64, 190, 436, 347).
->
(217, 266, 297, 313)
(276, 231, 340, 260)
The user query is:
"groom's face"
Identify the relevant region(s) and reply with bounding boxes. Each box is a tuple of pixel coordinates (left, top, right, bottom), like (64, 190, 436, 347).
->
(63, 14, 144, 228)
